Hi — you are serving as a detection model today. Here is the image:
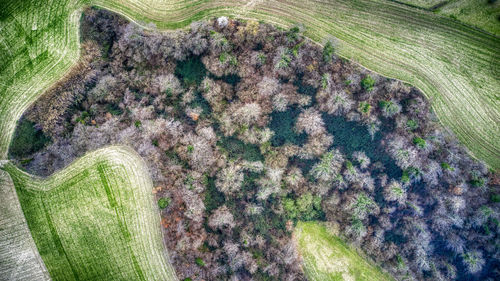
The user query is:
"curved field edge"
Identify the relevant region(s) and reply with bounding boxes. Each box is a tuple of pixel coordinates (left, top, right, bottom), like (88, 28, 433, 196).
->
(294, 221, 393, 281)
(0, 169, 50, 281)
(95, 0, 500, 168)
(2, 146, 177, 281)
(0, 0, 83, 160)
(1, 0, 499, 169)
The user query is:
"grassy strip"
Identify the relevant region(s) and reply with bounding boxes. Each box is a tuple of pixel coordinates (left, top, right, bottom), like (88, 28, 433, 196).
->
(0, 170, 50, 281)
(2, 146, 177, 281)
(294, 221, 393, 281)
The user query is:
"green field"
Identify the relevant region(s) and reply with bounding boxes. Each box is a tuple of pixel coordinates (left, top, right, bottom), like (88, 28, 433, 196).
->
(294, 222, 393, 281)
(395, 0, 500, 36)
(437, 0, 500, 36)
(1, 0, 499, 169)
(2, 146, 177, 281)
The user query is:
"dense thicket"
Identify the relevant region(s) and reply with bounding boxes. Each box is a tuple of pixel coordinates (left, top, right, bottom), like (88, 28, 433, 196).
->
(12, 8, 499, 281)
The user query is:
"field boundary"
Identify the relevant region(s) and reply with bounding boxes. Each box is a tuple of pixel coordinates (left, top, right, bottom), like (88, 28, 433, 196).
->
(0, 169, 51, 281)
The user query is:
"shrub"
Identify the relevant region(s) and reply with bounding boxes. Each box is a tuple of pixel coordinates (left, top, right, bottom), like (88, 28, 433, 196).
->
(257, 53, 267, 65)
(358, 101, 371, 115)
(270, 107, 307, 146)
(134, 120, 141, 128)
(195, 257, 205, 267)
(276, 51, 292, 69)
(469, 170, 486, 188)
(413, 137, 426, 148)
(283, 198, 298, 219)
(360, 76, 375, 91)
(352, 151, 370, 169)
(491, 194, 500, 203)
(348, 217, 367, 238)
(462, 250, 485, 273)
(283, 193, 322, 221)
(440, 162, 455, 171)
(406, 119, 418, 131)
(321, 73, 330, 89)
(351, 193, 376, 219)
(287, 26, 301, 42)
(384, 180, 406, 204)
(310, 149, 344, 182)
(379, 100, 401, 117)
(158, 197, 171, 209)
(292, 41, 305, 57)
(322, 41, 335, 62)
(203, 176, 225, 213)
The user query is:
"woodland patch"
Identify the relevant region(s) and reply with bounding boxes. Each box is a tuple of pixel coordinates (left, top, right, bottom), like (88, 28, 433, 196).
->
(11, 8, 499, 281)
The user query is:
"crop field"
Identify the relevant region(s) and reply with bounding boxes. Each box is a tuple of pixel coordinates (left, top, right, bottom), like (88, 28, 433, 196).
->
(2, 146, 177, 281)
(294, 222, 393, 281)
(0, 170, 50, 281)
(1, 0, 499, 169)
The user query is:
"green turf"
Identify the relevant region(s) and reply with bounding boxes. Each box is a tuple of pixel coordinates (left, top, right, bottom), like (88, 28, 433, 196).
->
(1, 0, 499, 170)
(2, 146, 177, 281)
(294, 221, 393, 281)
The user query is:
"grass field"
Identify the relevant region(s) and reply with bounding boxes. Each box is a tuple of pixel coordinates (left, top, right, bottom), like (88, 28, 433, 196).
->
(395, 0, 500, 36)
(0, 170, 50, 281)
(2, 146, 177, 281)
(394, 0, 443, 9)
(1, 0, 499, 169)
(436, 0, 500, 36)
(294, 221, 393, 281)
